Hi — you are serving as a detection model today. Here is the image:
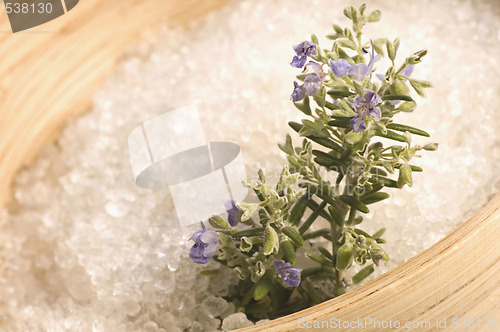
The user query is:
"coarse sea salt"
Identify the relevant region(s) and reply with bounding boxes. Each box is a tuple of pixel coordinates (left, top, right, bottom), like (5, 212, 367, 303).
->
(0, 0, 499, 331)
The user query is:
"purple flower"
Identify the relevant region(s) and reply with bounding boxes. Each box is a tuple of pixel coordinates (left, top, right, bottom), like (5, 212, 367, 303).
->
(225, 200, 240, 226)
(350, 89, 382, 133)
(328, 59, 351, 77)
(290, 41, 317, 68)
(274, 260, 302, 287)
(399, 64, 415, 79)
(302, 61, 323, 96)
(189, 222, 219, 264)
(291, 81, 306, 102)
(347, 40, 381, 81)
(290, 61, 324, 101)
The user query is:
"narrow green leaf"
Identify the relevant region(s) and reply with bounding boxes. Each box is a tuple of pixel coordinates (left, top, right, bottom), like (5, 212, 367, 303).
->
(232, 227, 265, 239)
(373, 176, 399, 188)
(328, 206, 344, 227)
(327, 89, 354, 98)
(386, 123, 430, 137)
(281, 240, 296, 264)
(318, 246, 334, 261)
(253, 270, 273, 301)
(282, 226, 305, 247)
(352, 264, 375, 283)
(360, 192, 390, 205)
(299, 201, 328, 234)
(340, 195, 369, 214)
(208, 215, 231, 229)
(289, 195, 309, 226)
(372, 227, 386, 239)
(375, 129, 407, 143)
(381, 94, 413, 101)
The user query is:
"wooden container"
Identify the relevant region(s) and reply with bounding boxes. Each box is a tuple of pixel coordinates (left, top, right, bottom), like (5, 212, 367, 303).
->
(0, 1, 498, 331)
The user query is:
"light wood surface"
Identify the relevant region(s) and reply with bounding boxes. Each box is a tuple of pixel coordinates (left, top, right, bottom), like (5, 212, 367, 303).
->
(0, 0, 229, 205)
(0, 1, 498, 331)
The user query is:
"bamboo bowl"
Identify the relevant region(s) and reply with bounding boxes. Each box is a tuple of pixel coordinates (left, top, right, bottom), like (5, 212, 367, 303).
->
(0, 1, 498, 331)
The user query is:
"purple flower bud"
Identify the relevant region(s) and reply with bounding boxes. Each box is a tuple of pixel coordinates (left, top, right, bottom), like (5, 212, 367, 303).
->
(189, 222, 219, 264)
(274, 260, 302, 287)
(290, 41, 317, 68)
(291, 81, 306, 102)
(225, 200, 240, 226)
(328, 59, 351, 78)
(350, 89, 382, 133)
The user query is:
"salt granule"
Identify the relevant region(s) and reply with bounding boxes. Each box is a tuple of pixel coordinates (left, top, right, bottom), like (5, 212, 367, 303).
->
(0, 0, 499, 331)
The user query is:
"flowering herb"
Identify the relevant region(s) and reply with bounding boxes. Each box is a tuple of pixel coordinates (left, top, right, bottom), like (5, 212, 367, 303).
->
(189, 4, 437, 321)
(225, 200, 241, 226)
(290, 40, 317, 68)
(350, 90, 382, 132)
(189, 222, 219, 264)
(274, 260, 302, 287)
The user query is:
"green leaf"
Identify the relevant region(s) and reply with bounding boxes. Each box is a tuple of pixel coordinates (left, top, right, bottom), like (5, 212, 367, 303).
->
(375, 129, 407, 143)
(208, 215, 231, 229)
(386, 123, 430, 137)
(381, 94, 413, 101)
(311, 34, 319, 45)
(360, 192, 390, 205)
(374, 176, 399, 188)
(389, 81, 410, 95)
(253, 270, 272, 301)
(289, 194, 309, 226)
(337, 99, 357, 116)
(340, 195, 369, 214)
(281, 240, 296, 264)
(299, 201, 328, 234)
(282, 226, 305, 247)
(232, 227, 265, 239)
(328, 206, 345, 227)
(338, 38, 357, 50)
(328, 118, 352, 129)
(318, 246, 334, 261)
(346, 131, 363, 144)
(327, 89, 354, 98)
(397, 101, 416, 113)
(352, 264, 375, 283)
(278, 134, 294, 155)
(386, 39, 396, 61)
(423, 142, 439, 151)
(336, 244, 354, 271)
(372, 38, 386, 55)
(333, 24, 344, 34)
(395, 164, 423, 172)
(311, 137, 343, 153)
(398, 164, 413, 188)
(293, 95, 312, 115)
(367, 10, 381, 22)
(372, 227, 386, 239)
(264, 225, 279, 255)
